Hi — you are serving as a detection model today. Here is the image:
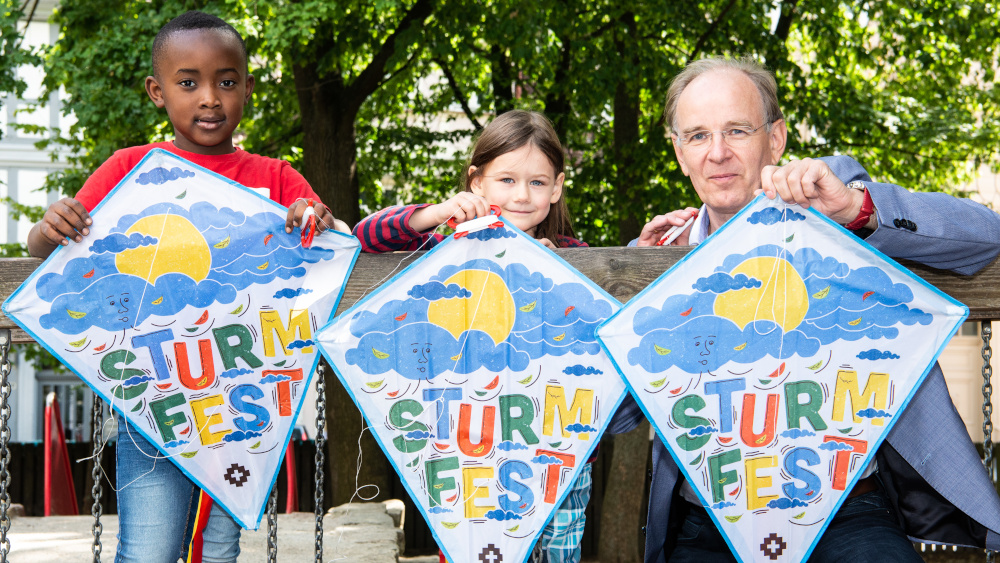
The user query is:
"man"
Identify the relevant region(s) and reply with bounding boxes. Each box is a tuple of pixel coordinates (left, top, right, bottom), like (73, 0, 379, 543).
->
(610, 57, 1000, 563)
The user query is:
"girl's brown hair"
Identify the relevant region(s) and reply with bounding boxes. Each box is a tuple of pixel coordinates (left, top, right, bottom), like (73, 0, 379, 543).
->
(462, 110, 577, 245)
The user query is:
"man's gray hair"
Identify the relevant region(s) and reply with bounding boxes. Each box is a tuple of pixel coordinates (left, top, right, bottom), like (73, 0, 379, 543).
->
(664, 56, 784, 134)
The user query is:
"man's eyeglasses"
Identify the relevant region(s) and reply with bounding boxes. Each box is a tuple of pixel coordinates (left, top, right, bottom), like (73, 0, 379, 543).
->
(677, 122, 771, 149)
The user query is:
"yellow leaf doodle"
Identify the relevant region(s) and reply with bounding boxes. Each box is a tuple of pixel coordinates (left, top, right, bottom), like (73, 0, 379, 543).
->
(372, 348, 390, 359)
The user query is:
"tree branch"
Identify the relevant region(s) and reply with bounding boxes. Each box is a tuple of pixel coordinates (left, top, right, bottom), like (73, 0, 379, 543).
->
(687, 0, 738, 65)
(349, 0, 434, 104)
(434, 57, 482, 130)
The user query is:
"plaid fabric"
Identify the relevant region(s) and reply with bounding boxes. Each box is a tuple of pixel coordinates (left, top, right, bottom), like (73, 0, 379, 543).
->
(532, 463, 594, 563)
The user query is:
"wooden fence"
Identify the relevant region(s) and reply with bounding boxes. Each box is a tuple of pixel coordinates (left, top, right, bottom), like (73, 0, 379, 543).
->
(1, 248, 998, 560)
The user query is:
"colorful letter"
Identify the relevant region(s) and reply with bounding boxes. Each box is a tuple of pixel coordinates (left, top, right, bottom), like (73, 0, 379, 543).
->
(823, 436, 869, 491)
(149, 393, 187, 443)
(259, 308, 312, 356)
(543, 385, 594, 439)
(782, 447, 821, 501)
(462, 466, 496, 519)
(704, 378, 745, 434)
(212, 324, 263, 370)
(708, 450, 741, 503)
(745, 455, 779, 510)
(499, 394, 539, 445)
(100, 349, 147, 400)
(229, 384, 270, 433)
(458, 403, 495, 457)
(498, 460, 534, 514)
(190, 394, 231, 445)
(425, 457, 459, 507)
(740, 393, 779, 448)
(536, 449, 575, 504)
(672, 394, 712, 451)
(832, 370, 889, 426)
(131, 328, 174, 381)
(262, 368, 304, 417)
(423, 387, 462, 440)
(784, 380, 827, 431)
(174, 339, 216, 390)
(390, 399, 428, 453)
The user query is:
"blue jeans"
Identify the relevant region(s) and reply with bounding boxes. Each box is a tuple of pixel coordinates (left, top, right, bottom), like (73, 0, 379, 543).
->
(115, 414, 242, 563)
(669, 487, 922, 563)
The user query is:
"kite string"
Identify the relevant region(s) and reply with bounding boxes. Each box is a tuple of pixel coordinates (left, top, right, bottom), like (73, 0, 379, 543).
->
(348, 197, 497, 308)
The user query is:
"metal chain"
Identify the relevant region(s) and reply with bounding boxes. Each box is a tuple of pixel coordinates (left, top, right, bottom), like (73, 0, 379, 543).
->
(314, 362, 327, 562)
(0, 329, 12, 561)
(267, 484, 278, 563)
(90, 394, 103, 562)
(983, 321, 996, 563)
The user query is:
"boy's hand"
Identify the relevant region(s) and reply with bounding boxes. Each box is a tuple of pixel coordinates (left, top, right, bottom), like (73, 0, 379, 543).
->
(286, 199, 336, 234)
(28, 198, 92, 256)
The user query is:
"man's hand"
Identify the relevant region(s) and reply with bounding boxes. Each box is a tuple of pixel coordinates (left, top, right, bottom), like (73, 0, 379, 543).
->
(27, 198, 92, 258)
(636, 207, 700, 247)
(286, 199, 336, 234)
(759, 158, 868, 225)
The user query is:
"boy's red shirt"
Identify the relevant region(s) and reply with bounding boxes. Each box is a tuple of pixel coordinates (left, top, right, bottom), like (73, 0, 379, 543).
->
(75, 141, 320, 211)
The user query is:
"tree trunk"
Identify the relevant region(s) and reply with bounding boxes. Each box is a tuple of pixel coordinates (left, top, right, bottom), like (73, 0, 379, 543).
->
(598, 421, 650, 563)
(292, 61, 362, 229)
(613, 12, 643, 245)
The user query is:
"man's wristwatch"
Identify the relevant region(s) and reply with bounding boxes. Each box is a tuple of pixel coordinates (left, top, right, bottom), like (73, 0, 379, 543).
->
(844, 181, 875, 231)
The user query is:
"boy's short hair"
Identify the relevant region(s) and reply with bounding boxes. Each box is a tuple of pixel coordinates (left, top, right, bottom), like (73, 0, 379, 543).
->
(152, 11, 247, 77)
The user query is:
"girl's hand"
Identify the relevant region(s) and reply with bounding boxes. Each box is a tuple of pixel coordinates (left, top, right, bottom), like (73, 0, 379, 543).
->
(410, 192, 491, 233)
(286, 199, 336, 234)
(537, 238, 558, 250)
(636, 207, 699, 247)
(28, 198, 92, 257)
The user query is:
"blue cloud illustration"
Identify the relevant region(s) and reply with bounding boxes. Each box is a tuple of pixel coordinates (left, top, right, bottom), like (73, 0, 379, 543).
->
(407, 282, 472, 300)
(405, 430, 432, 439)
(819, 441, 855, 451)
(689, 425, 718, 437)
(135, 166, 195, 185)
(427, 507, 452, 514)
(563, 365, 603, 376)
(856, 408, 892, 419)
(260, 373, 293, 384)
(531, 455, 564, 465)
(36, 201, 338, 334)
(857, 349, 900, 360)
(345, 259, 612, 379)
(628, 244, 933, 371)
(466, 227, 517, 241)
(497, 441, 528, 451)
(781, 429, 816, 439)
(274, 288, 313, 299)
(747, 207, 806, 225)
(89, 233, 158, 254)
(288, 339, 314, 350)
(221, 368, 254, 379)
(485, 509, 522, 521)
(712, 501, 736, 509)
(163, 440, 190, 449)
(767, 497, 809, 510)
(223, 430, 263, 443)
(123, 375, 154, 387)
(565, 423, 598, 433)
(693, 272, 762, 293)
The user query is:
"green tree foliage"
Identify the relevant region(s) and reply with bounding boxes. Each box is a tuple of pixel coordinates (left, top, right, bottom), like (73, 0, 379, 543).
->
(0, 1, 40, 141)
(14, 0, 1000, 537)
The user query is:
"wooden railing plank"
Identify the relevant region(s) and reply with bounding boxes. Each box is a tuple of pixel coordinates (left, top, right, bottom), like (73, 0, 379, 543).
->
(3, 248, 1000, 343)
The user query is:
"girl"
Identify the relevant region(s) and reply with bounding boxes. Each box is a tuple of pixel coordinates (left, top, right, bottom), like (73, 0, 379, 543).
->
(353, 110, 593, 563)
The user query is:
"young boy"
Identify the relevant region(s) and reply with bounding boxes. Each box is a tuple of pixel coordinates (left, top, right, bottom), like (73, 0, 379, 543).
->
(27, 11, 337, 563)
